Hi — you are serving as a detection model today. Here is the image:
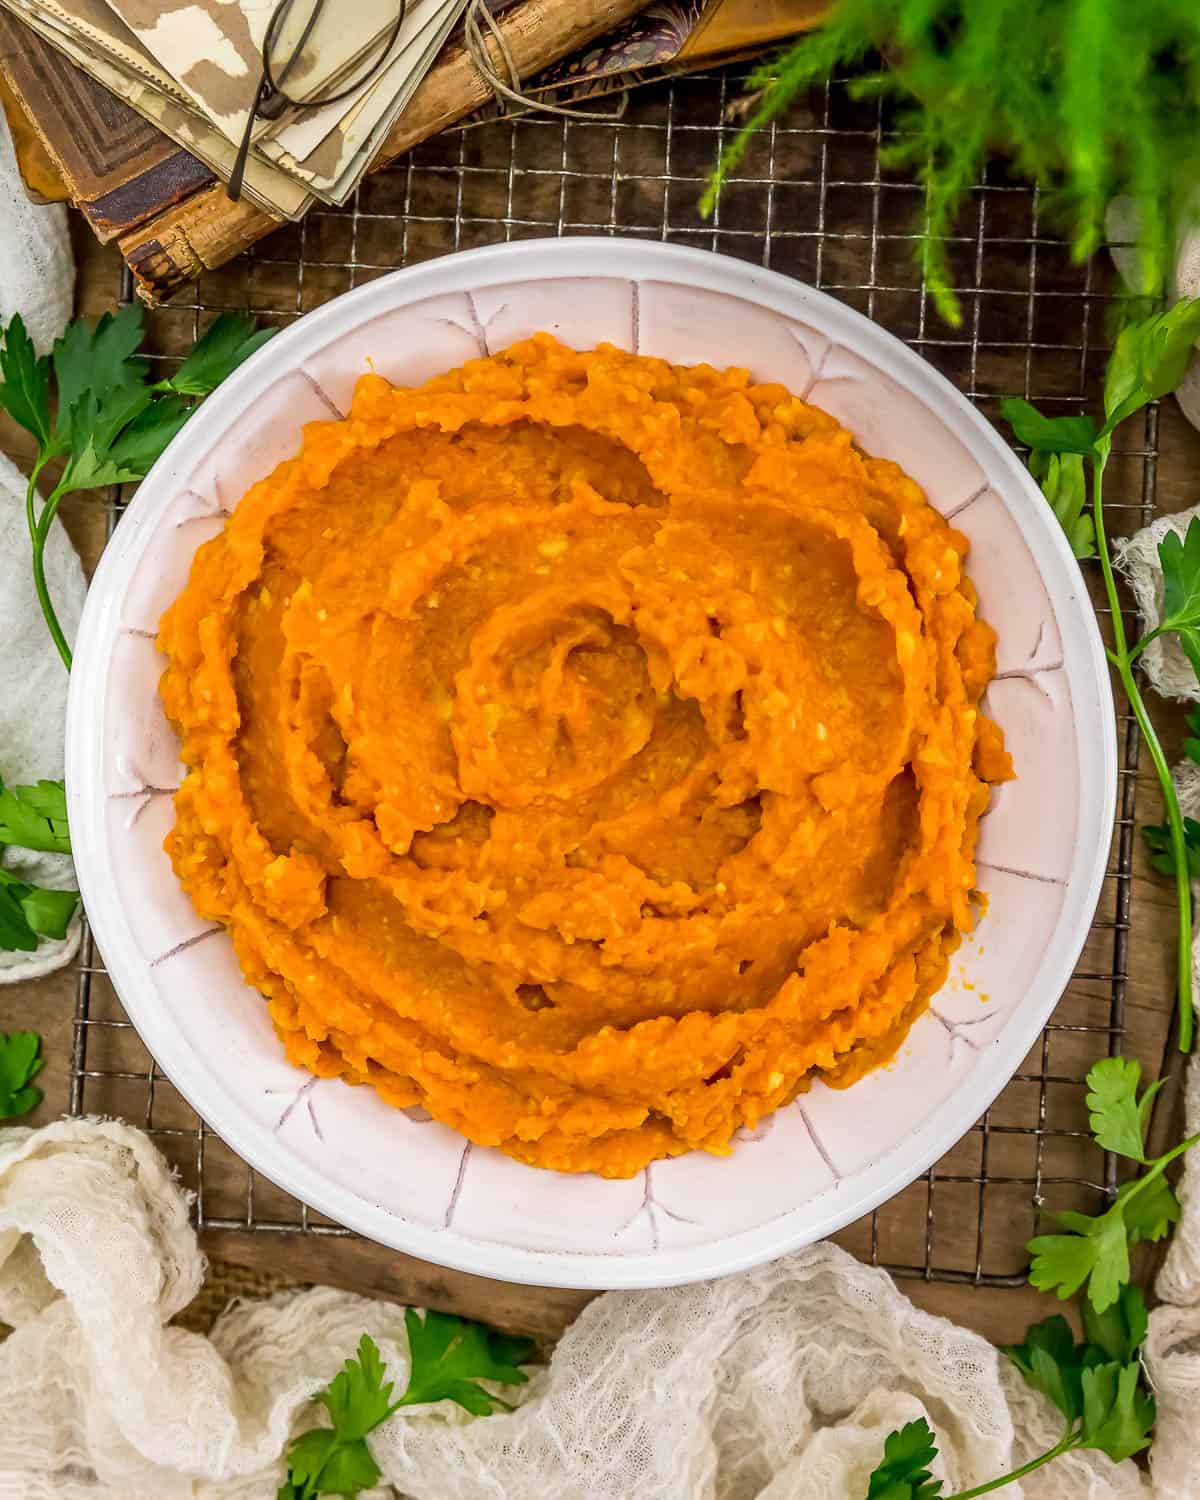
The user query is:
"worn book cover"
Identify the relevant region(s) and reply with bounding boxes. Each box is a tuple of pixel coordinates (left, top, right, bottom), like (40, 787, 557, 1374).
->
(0, 11, 215, 241)
(538, 0, 824, 98)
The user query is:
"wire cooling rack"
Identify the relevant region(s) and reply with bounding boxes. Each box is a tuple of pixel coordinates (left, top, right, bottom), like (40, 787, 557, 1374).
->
(69, 67, 1158, 1286)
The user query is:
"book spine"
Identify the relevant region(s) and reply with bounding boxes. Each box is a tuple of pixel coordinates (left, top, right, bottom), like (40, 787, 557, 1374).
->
(121, 0, 652, 303)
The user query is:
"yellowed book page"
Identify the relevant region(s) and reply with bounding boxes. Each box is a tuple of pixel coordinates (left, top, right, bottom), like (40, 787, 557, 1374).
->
(104, 0, 417, 145)
(261, 0, 468, 203)
(14, 0, 191, 102)
(263, 0, 458, 164)
(0, 0, 310, 215)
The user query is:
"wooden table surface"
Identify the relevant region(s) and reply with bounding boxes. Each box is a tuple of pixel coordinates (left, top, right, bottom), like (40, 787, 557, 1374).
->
(5, 215, 1200, 1350)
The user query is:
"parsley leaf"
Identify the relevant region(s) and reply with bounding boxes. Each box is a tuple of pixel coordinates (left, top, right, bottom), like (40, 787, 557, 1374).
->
(279, 1320, 535, 1498)
(71, 381, 151, 458)
(51, 305, 146, 437)
(873, 1296, 1157, 1500)
(0, 313, 51, 447)
(1029, 449, 1095, 559)
(0, 777, 77, 953)
(0, 777, 70, 854)
(278, 1429, 340, 1500)
(1, 306, 275, 672)
(0, 883, 36, 952)
(58, 385, 194, 494)
(1121, 1172, 1180, 1246)
(1002, 402, 1096, 558)
(18, 883, 77, 940)
(1028, 1176, 1180, 1313)
(1143, 816, 1200, 879)
(1003, 1298, 1151, 1441)
(1000, 398, 1096, 456)
(866, 1417, 942, 1500)
(1003, 303, 1200, 1057)
(1029, 1202, 1131, 1311)
(310, 1442, 380, 1497)
(1103, 299, 1200, 436)
(1001, 1315, 1097, 1425)
(1184, 706, 1200, 766)
(399, 1307, 534, 1415)
(1029, 1056, 1196, 1311)
(0, 870, 77, 942)
(1079, 1361, 1155, 1462)
(106, 393, 192, 477)
(156, 313, 275, 397)
(1081, 1285, 1148, 1365)
(1157, 517, 1200, 680)
(0, 874, 77, 950)
(318, 1333, 395, 1441)
(1085, 1056, 1163, 1164)
(0, 1030, 45, 1118)
(990, 1305, 1154, 1492)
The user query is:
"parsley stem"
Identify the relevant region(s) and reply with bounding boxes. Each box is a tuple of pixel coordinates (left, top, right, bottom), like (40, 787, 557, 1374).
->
(24, 468, 72, 672)
(944, 1433, 1078, 1499)
(1118, 660, 1191, 1052)
(1090, 454, 1193, 1052)
(1126, 626, 1163, 664)
(1119, 1127, 1200, 1210)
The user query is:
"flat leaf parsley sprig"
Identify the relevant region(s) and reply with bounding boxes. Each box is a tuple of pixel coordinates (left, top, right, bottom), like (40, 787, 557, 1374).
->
(279, 1312, 535, 1500)
(869, 302, 1200, 1499)
(0, 306, 274, 671)
(1027, 1057, 1200, 1312)
(866, 1059, 1181, 1498)
(1002, 296, 1200, 1052)
(868, 1291, 1154, 1499)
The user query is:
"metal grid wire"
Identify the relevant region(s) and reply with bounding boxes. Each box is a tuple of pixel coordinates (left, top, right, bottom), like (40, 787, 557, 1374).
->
(69, 66, 1157, 1284)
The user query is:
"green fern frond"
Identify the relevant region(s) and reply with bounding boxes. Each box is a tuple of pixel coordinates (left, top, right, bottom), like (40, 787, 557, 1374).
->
(699, 25, 873, 217)
(705, 0, 1200, 322)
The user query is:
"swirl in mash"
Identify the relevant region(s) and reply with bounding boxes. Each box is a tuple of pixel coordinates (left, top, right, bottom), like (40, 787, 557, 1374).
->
(159, 335, 1012, 1178)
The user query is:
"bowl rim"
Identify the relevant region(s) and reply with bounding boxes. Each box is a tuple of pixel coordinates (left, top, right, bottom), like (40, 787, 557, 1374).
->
(66, 235, 1116, 1289)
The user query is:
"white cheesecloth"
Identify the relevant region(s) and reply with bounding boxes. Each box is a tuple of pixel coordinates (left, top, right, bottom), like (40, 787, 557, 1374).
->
(0, 1115, 1177, 1500)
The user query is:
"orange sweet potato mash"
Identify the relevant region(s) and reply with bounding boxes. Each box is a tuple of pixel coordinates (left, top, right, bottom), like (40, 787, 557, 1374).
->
(159, 334, 1012, 1179)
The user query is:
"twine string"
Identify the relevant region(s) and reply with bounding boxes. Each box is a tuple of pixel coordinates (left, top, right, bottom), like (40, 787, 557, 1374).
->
(462, 0, 628, 124)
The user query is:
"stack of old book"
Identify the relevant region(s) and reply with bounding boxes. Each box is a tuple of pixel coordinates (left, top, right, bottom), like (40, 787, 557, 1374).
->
(0, 0, 483, 218)
(0, 0, 824, 300)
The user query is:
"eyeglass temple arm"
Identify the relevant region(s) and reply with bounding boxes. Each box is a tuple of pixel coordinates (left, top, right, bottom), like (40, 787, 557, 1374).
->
(227, 76, 289, 203)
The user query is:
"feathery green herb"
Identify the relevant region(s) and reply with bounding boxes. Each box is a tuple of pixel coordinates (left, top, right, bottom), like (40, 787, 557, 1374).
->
(704, 1, 1200, 325)
(0, 307, 274, 670)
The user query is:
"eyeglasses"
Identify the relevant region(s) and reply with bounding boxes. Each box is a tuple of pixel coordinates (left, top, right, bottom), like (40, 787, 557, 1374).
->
(227, 0, 408, 203)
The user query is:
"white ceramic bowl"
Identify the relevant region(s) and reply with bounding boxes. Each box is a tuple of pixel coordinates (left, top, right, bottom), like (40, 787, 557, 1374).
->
(66, 238, 1115, 1289)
